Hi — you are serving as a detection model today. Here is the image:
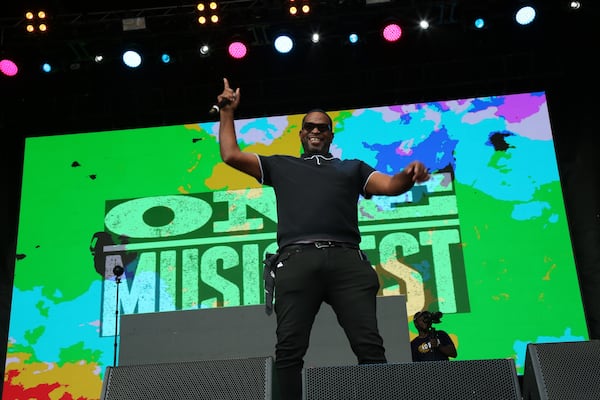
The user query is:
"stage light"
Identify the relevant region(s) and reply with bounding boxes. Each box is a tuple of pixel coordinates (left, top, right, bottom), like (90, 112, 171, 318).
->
(382, 23, 402, 42)
(161, 53, 171, 64)
(515, 5, 536, 25)
(311, 33, 320, 44)
(199, 44, 210, 56)
(41, 63, 52, 73)
(94, 54, 104, 63)
(348, 33, 359, 44)
(473, 17, 485, 29)
(419, 20, 430, 30)
(288, 0, 310, 16)
(197, 2, 219, 25)
(274, 34, 294, 54)
(25, 10, 48, 33)
(122, 50, 142, 68)
(228, 41, 248, 59)
(569, 1, 581, 9)
(0, 59, 19, 77)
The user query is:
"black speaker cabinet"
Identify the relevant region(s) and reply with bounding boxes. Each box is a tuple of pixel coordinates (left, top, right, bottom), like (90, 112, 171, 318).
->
(303, 359, 521, 400)
(522, 340, 600, 400)
(100, 356, 277, 400)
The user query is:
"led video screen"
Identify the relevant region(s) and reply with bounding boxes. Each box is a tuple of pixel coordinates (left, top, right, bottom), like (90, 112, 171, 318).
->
(4, 91, 588, 399)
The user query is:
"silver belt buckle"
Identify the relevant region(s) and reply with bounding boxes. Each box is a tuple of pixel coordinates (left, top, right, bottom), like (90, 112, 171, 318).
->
(314, 241, 334, 249)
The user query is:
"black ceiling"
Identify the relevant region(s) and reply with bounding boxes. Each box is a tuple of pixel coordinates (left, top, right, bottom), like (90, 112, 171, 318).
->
(0, 1, 596, 137)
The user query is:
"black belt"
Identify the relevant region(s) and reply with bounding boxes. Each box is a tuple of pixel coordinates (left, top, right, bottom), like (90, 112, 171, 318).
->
(283, 241, 359, 251)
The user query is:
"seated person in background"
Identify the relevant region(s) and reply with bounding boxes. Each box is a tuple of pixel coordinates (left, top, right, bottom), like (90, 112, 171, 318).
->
(411, 310, 457, 362)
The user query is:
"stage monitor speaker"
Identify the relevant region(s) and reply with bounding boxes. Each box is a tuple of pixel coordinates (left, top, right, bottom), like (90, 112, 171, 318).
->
(100, 356, 277, 400)
(522, 340, 600, 400)
(303, 358, 521, 400)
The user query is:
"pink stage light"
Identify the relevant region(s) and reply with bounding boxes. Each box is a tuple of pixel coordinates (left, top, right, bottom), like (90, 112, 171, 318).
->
(382, 23, 402, 43)
(0, 59, 19, 77)
(228, 41, 248, 59)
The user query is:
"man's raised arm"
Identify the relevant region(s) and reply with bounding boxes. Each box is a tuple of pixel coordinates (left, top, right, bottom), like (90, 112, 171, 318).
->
(217, 78, 261, 180)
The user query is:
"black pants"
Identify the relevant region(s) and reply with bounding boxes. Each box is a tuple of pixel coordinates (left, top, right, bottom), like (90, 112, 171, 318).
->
(273, 245, 387, 400)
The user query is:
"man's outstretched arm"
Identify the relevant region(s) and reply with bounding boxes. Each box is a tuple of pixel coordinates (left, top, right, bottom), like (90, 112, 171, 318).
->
(366, 161, 430, 196)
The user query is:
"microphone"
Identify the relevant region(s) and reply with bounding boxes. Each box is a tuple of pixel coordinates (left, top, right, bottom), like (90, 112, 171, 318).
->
(208, 98, 231, 115)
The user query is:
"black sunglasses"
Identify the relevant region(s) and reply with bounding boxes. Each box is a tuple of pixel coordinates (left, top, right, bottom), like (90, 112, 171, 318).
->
(302, 122, 331, 133)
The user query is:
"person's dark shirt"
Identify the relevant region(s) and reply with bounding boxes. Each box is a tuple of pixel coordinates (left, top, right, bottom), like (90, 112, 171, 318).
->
(258, 154, 376, 248)
(411, 329, 454, 362)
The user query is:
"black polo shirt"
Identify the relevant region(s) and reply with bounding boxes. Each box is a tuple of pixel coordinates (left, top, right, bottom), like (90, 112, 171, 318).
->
(257, 153, 377, 249)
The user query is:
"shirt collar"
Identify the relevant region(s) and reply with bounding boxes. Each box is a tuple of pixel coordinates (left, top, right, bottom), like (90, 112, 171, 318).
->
(302, 153, 335, 165)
